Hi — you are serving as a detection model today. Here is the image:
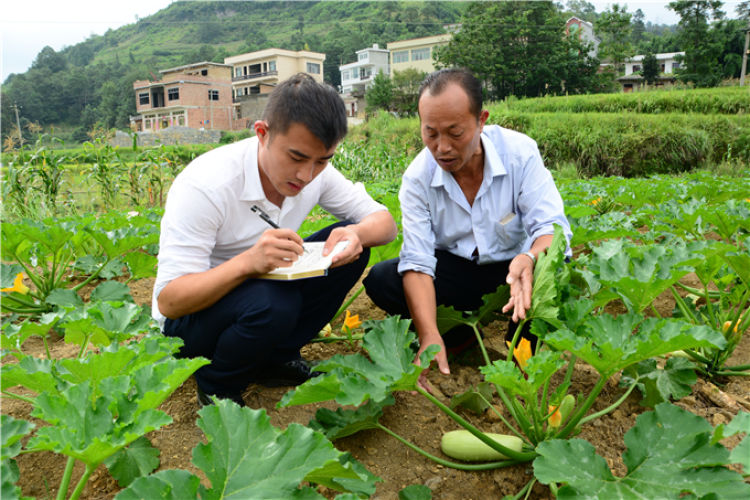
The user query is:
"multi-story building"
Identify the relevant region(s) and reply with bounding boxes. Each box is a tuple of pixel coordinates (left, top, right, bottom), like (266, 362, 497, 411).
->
(131, 62, 235, 132)
(339, 44, 390, 94)
(618, 52, 685, 92)
(224, 48, 326, 125)
(225, 48, 325, 99)
(387, 33, 452, 77)
(565, 17, 600, 58)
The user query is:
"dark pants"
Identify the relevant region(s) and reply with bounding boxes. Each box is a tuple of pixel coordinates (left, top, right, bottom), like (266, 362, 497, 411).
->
(363, 249, 529, 348)
(164, 222, 369, 395)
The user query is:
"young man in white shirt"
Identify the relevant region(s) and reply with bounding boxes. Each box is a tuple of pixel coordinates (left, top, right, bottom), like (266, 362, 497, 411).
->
(154, 74, 397, 406)
(364, 68, 571, 387)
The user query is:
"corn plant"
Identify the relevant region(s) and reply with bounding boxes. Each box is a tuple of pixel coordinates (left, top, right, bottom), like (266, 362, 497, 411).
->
(83, 138, 123, 210)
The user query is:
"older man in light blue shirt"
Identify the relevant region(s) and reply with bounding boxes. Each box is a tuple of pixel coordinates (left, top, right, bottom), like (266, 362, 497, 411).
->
(364, 68, 571, 383)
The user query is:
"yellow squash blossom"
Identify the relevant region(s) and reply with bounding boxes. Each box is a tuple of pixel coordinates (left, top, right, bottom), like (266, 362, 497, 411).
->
(1, 273, 29, 295)
(505, 337, 532, 371)
(342, 310, 362, 332)
(548, 405, 562, 428)
(589, 197, 601, 206)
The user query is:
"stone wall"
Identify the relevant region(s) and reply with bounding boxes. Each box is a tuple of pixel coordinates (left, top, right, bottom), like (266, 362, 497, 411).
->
(109, 126, 223, 147)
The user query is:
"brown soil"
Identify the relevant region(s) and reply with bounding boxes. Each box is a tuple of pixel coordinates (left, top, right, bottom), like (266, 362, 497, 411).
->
(4, 273, 749, 500)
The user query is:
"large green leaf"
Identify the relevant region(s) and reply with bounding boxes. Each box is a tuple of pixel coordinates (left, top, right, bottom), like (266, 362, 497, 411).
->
(717, 412, 750, 476)
(27, 380, 172, 465)
(309, 396, 394, 440)
(104, 436, 160, 487)
(534, 403, 750, 499)
(585, 239, 698, 313)
(116, 401, 377, 499)
(528, 225, 567, 324)
(1, 415, 34, 461)
(544, 313, 725, 377)
(90, 281, 133, 302)
(481, 351, 566, 400)
(621, 357, 697, 408)
(279, 316, 436, 407)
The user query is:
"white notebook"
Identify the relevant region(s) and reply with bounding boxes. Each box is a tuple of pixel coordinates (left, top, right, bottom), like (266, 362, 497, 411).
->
(258, 240, 350, 281)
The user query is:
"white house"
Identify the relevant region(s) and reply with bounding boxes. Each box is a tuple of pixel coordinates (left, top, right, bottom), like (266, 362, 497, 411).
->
(624, 52, 685, 76)
(565, 17, 600, 58)
(339, 44, 390, 95)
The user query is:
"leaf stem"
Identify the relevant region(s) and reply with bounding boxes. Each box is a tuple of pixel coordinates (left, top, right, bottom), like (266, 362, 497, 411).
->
(68, 463, 95, 500)
(1, 391, 36, 404)
(556, 375, 608, 439)
(417, 386, 536, 462)
(375, 423, 518, 470)
(56, 457, 76, 500)
(579, 378, 638, 425)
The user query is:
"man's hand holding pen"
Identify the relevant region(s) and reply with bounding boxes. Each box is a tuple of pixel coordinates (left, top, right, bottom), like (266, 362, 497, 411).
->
(250, 205, 305, 273)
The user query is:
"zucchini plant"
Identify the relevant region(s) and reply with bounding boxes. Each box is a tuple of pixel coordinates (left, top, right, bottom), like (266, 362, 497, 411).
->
(277, 226, 747, 498)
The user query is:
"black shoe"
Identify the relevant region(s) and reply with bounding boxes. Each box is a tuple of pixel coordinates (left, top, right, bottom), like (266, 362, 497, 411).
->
(196, 386, 246, 407)
(254, 358, 320, 388)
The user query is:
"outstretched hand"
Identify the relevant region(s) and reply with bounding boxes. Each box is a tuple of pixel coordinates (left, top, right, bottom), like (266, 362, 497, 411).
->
(501, 253, 535, 322)
(413, 331, 449, 394)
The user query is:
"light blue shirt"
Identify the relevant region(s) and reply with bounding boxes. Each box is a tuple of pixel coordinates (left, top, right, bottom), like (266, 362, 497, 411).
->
(398, 125, 571, 277)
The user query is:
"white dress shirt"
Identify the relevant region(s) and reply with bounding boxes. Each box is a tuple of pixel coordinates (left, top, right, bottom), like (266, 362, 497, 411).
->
(398, 124, 571, 277)
(152, 136, 387, 324)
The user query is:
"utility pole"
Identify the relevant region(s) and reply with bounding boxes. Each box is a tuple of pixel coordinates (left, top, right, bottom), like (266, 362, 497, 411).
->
(741, 26, 750, 86)
(12, 102, 24, 146)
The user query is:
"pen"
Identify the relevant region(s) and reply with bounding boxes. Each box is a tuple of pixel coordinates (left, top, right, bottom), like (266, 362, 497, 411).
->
(251, 205, 280, 229)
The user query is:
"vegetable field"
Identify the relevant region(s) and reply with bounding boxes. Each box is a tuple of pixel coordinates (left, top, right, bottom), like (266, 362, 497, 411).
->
(2, 169, 748, 499)
(2, 85, 749, 499)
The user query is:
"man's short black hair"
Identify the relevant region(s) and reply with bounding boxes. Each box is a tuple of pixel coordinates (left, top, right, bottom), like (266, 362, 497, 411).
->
(418, 68, 483, 118)
(262, 73, 347, 149)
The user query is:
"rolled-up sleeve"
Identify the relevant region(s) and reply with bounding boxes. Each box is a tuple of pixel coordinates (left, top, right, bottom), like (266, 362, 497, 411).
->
(398, 171, 437, 277)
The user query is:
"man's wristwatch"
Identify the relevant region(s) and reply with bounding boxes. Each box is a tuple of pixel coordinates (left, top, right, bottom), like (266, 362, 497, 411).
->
(521, 251, 536, 265)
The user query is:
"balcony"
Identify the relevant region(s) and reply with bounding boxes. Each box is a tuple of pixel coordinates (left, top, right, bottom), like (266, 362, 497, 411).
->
(232, 70, 278, 83)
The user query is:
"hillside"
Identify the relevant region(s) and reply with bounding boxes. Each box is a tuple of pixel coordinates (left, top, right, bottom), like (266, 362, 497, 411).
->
(1, 1, 465, 140)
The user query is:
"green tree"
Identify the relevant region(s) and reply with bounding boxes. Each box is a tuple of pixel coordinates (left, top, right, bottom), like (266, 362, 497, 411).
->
(632, 9, 647, 48)
(391, 68, 426, 116)
(436, 1, 599, 100)
(641, 51, 660, 84)
(597, 3, 633, 74)
(365, 71, 393, 113)
(668, 0, 725, 87)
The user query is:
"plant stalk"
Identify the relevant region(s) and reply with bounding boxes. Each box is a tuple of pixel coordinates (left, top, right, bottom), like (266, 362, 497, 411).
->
(56, 457, 76, 500)
(375, 423, 518, 470)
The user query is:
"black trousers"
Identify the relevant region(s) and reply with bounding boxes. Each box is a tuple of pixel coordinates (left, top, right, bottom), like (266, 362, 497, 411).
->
(363, 249, 531, 349)
(164, 222, 369, 395)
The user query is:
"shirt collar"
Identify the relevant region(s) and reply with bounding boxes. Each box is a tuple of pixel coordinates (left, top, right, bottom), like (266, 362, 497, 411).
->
(429, 129, 507, 188)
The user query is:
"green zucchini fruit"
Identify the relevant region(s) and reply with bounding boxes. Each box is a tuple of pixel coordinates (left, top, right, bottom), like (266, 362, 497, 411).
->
(440, 430, 523, 462)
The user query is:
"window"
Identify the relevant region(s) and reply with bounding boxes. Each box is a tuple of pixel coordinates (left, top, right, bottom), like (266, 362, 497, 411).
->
(235, 67, 242, 77)
(341, 70, 350, 81)
(306, 62, 321, 74)
(208, 90, 219, 101)
(139, 92, 150, 105)
(632, 65, 642, 73)
(201, 69, 208, 76)
(269, 60, 276, 71)
(358, 52, 367, 61)
(359, 67, 372, 79)
(672, 62, 681, 70)
(411, 48, 430, 61)
(393, 50, 409, 63)
(168, 88, 179, 101)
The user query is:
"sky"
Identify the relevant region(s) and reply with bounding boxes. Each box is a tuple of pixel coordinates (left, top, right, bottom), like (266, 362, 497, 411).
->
(1, 0, 744, 82)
